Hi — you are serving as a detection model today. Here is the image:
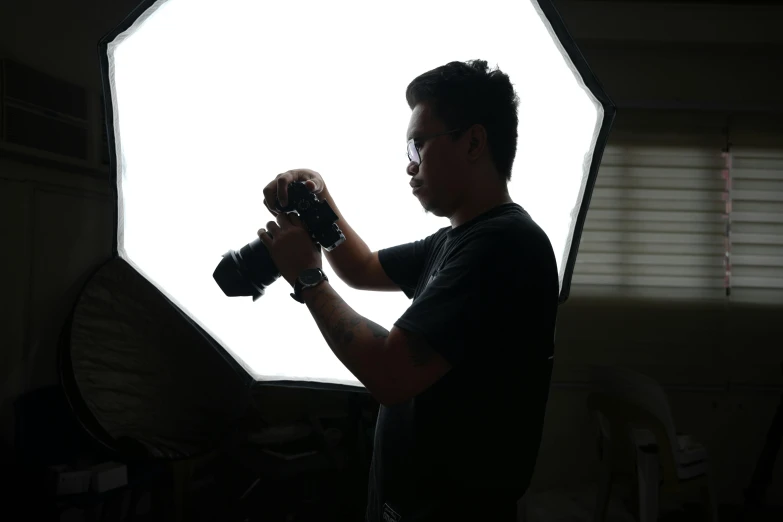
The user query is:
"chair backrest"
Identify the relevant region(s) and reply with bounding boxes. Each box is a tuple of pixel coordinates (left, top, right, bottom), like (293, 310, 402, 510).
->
(589, 365, 678, 447)
(587, 366, 682, 487)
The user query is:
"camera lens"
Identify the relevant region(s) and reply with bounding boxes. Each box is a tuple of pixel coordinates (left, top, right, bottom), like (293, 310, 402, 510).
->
(213, 181, 344, 300)
(213, 238, 280, 300)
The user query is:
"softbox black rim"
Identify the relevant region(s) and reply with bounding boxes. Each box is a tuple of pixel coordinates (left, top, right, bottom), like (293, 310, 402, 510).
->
(534, 0, 616, 303)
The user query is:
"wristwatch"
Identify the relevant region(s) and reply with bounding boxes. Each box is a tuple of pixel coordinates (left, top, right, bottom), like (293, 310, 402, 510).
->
(291, 267, 329, 303)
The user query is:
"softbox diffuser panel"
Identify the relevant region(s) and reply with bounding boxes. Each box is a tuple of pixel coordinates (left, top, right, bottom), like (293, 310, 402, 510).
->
(102, 0, 613, 386)
(65, 258, 250, 459)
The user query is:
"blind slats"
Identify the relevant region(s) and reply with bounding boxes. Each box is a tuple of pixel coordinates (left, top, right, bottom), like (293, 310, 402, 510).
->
(577, 263, 723, 279)
(585, 218, 725, 235)
(731, 276, 783, 289)
(578, 242, 725, 257)
(571, 285, 727, 301)
(732, 189, 783, 203)
(731, 244, 783, 257)
(572, 274, 724, 289)
(577, 252, 724, 267)
(731, 233, 783, 246)
(732, 168, 783, 181)
(588, 196, 725, 213)
(729, 147, 783, 303)
(733, 200, 783, 214)
(730, 288, 783, 305)
(581, 231, 723, 245)
(570, 134, 782, 304)
(586, 209, 721, 223)
(590, 188, 723, 202)
(732, 211, 783, 224)
(571, 143, 726, 301)
(597, 168, 724, 187)
(733, 266, 783, 279)
(732, 222, 783, 235)
(732, 155, 783, 168)
(731, 254, 783, 267)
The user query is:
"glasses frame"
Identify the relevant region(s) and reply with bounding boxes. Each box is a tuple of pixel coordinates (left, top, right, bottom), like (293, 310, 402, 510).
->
(407, 127, 465, 165)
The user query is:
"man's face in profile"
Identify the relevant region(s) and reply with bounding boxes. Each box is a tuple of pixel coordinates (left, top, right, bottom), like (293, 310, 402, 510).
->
(406, 103, 468, 217)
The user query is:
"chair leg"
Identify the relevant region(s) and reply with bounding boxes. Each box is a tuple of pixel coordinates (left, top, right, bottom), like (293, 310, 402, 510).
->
(594, 458, 614, 522)
(637, 447, 660, 522)
(700, 472, 719, 522)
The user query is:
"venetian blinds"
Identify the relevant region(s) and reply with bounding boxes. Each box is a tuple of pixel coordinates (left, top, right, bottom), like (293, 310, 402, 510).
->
(570, 112, 783, 305)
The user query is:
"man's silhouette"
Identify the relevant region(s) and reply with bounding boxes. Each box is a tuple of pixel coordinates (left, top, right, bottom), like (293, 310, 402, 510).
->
(260, 59, 558, 522)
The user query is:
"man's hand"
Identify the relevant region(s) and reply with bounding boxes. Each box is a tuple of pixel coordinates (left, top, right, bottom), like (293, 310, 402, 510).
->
(263, 169, 326, 216)
(258, 213, 322, 286)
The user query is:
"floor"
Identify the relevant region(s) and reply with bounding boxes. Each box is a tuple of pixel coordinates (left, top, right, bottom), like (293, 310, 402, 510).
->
(521, 483, 783, 522)
(661, 503, 783, 522)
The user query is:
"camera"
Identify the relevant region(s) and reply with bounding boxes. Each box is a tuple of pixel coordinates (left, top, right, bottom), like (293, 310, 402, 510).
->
(213, 181, 345, 300)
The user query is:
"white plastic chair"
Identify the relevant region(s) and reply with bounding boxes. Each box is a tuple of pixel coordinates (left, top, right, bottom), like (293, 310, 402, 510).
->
(587, 366, 718, 522)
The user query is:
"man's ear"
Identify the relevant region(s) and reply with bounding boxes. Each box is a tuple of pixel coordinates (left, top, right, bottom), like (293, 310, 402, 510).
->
(467, 124, 487, 161)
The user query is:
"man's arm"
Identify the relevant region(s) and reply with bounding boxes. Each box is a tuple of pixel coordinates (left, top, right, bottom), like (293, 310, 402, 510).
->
(264, 170, 398, 291)
(301, 281, 451, 405)
(319, 187, 399, 291)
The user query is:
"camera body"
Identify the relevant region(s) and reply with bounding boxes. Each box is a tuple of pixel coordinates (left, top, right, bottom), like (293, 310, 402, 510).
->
(279, 181, 345, 252)
(213, 182, 345, 300)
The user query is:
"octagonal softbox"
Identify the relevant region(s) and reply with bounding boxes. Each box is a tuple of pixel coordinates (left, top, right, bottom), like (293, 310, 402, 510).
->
(98, 0, 614, 388)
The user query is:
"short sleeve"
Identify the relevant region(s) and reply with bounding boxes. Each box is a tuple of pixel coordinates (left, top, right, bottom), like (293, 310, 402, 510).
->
(378, 230, 443, 299)
(393, 228, 559, 366)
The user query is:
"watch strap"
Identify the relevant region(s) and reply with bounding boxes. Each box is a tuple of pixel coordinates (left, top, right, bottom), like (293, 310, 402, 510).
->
(291, 268, 328, 303)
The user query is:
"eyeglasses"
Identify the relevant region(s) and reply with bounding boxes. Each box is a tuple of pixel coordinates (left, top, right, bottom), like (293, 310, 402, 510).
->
(407, 128, 464, 166)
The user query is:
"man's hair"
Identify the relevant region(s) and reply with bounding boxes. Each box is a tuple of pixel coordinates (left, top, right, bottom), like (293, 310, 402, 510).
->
(405, 59, 520, 181)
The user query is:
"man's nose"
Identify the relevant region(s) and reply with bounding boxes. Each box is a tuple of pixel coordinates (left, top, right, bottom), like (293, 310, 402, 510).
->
(407, 161, 418, 177)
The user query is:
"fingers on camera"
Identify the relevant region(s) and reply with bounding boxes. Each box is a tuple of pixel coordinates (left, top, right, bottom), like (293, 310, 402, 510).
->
(277, 174, 292, 206)
(263, 199, 279, 216)
(276, 214, 294, 229)
(286, 213, 301, 226)
(265, 170, 319, 213)
(267, 220, 280, 233)
(263, 184, 279, 213)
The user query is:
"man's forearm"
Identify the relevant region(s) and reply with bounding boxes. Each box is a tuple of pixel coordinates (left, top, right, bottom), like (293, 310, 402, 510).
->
(301, 280, 390, 394)
(320, 188, 373, 284)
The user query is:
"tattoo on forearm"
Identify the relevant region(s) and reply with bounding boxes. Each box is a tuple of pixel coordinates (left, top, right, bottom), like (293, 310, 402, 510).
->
(305, 283, 435, 378)
(334, 316, 361, 345)
(307, 285, 362, 347)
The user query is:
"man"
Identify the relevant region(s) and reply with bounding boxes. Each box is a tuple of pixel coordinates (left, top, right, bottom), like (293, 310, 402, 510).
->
(259, 59, 558, 522)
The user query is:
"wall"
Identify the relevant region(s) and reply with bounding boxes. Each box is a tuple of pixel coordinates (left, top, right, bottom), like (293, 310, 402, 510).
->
(0, 158, 113, 444)
(1, 0, 782, 509)
(0, 0, 137, 445)
(0, 0, 140, 89)
(555, 0, 783, 112)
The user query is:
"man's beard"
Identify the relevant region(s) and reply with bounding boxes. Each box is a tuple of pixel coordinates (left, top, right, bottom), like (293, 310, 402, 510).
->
(420, 201, 443, 217)
(416, 190, 444, 216)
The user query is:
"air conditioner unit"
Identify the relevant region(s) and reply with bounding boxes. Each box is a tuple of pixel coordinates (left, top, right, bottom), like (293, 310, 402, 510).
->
(0, 58, 108, 175)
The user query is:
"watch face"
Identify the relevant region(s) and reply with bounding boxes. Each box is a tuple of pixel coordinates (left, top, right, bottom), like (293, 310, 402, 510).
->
(300, 269, 323, 285)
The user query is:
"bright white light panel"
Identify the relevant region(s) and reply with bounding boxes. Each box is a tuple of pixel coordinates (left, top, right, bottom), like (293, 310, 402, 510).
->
(108, 0, 601, 385)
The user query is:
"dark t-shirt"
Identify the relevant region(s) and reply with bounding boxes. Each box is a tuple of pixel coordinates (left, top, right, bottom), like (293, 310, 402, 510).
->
(367, 203, 558, 522)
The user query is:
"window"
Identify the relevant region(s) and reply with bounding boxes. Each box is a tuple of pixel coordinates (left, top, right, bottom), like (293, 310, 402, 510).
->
(571, 111, 783, 305)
